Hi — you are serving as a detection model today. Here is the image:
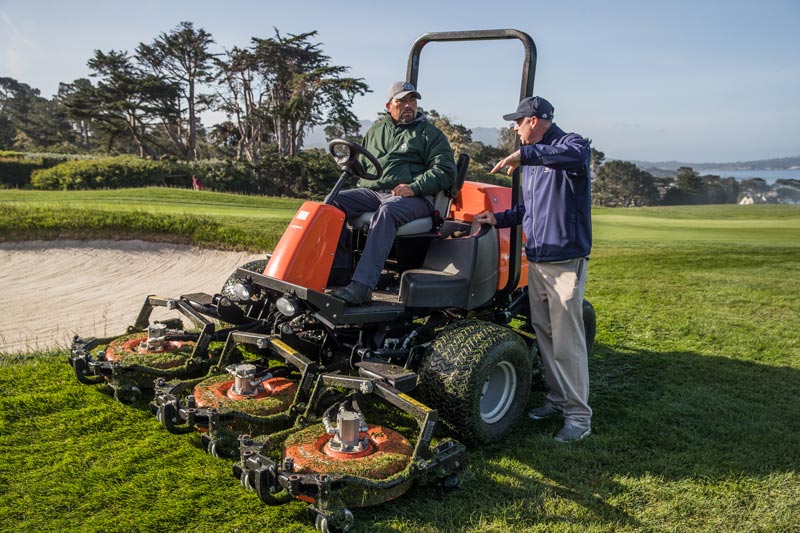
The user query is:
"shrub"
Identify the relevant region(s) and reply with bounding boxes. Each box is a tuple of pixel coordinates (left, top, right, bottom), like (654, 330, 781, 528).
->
(189, 159, 257, 193)
(0, 152, 83, 188)
(21, 150, 339, 197)
(0, 157, 47, 188)
(30, 156, 194, 190)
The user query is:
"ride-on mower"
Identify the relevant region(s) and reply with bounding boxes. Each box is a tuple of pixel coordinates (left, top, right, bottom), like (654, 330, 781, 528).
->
(223, 29, 595, 531)
(67, 29, 596, 532)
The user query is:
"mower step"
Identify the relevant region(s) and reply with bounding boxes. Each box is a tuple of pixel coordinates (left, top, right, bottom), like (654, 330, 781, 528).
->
(356, 360, 418, 392)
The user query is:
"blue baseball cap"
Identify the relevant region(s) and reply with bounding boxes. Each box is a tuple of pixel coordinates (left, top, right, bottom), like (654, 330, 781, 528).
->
(502, 96, 554, 121)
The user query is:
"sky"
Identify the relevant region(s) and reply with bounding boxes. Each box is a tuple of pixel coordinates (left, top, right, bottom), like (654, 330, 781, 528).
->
(1, 0, 798, 163)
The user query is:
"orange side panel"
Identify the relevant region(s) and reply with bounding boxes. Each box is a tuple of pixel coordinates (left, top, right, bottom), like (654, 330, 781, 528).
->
(450, 181, 528, 290)
(264, 202, 345, 292)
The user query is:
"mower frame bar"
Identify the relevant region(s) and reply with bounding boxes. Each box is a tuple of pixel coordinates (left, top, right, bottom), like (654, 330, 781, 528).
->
(405, 28, 537, 299)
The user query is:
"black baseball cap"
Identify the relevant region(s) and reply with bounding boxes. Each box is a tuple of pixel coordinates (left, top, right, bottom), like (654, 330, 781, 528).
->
(502, 96, 554, 121)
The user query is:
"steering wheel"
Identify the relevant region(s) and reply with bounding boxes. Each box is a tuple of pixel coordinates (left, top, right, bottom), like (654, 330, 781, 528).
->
(328, 139, 383, 181)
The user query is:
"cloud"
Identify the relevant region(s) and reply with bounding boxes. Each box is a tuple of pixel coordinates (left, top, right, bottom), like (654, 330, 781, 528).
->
(0, 9, 38, 80)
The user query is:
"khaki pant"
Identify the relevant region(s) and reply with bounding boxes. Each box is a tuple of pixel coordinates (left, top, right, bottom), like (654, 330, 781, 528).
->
(528, 257, 592, 428)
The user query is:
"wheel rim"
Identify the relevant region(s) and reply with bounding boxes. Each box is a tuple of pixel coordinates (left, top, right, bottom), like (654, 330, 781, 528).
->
(480, 361, 517, 424)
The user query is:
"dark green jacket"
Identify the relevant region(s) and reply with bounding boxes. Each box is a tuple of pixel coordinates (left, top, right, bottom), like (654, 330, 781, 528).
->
(358, 113, 457, 196)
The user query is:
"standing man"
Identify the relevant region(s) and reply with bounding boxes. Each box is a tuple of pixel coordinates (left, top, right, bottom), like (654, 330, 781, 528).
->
(331, 81, 457, 305)
(475, 96, 593, 443)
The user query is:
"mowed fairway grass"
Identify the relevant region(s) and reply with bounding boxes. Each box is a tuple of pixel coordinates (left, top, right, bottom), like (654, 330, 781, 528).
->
(0, 188, 303, 251)
(1, 189, 799, 532)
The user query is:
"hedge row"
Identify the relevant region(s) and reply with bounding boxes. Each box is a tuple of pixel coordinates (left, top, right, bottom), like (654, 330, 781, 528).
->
(4, 150, 506, 198)
(30, 156, 188, 190)
(20, 151, 341, 198)
(0, 152, 83, 188)
(0, 158, 48, 188)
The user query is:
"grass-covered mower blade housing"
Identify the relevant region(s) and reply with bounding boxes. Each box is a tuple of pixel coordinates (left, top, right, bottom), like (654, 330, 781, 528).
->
(67, 259, 270, 403)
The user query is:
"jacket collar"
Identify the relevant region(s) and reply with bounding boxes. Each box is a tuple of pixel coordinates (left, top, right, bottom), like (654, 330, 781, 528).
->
(383, 111, 426, 127)
(539, 122, 564, 144)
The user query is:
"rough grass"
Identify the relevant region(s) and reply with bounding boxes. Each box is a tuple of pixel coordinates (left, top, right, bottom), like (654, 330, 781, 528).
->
(1, 192, 799, 532)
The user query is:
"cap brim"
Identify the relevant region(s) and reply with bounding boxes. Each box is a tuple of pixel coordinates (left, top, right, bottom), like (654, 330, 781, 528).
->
(502, 111, 526, 121)
(392, 90, 421, 100)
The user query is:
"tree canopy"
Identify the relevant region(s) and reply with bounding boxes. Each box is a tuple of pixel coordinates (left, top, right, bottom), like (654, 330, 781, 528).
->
(593, 160, 660, 207)
(137, 21, 217, 161)
(0, 22, 779, 206)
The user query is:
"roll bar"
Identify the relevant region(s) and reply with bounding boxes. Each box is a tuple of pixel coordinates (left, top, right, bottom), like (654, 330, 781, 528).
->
(405, 29, 537, 299)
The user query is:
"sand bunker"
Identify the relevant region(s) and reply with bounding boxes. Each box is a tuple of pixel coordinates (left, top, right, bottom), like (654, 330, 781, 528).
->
(0, 241, 264, 354)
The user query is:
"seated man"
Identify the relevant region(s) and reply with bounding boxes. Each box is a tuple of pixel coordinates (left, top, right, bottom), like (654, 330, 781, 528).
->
(331, 81, 457, 305)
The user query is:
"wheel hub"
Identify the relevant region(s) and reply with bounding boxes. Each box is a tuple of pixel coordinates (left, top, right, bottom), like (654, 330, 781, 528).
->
(480, 360, 518, 424)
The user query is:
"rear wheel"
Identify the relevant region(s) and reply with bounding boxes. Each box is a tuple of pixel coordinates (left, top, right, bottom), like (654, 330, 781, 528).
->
(417, 320, 531, 444)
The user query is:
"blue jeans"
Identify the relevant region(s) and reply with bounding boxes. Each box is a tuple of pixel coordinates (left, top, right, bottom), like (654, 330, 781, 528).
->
(332, 188, 432, 288)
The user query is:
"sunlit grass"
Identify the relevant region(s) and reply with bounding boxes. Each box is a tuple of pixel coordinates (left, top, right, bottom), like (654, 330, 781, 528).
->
(1, 192, 799, 532)
(0, 187, 304, 215)
(0, 188, 300, 251)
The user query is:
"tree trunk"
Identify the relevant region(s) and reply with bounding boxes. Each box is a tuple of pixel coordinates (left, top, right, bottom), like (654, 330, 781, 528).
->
(127, 114, 154, 159)
(187, 79, 196, 161)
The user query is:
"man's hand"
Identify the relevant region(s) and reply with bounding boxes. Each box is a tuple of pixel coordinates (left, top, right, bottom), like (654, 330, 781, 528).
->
(490, 150, 522, 175)
(474, 211, 497, 225)
(392, 183, 415, 197)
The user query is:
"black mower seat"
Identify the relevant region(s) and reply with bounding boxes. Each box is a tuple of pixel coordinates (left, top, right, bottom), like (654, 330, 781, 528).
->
(348, 154, 469, 236)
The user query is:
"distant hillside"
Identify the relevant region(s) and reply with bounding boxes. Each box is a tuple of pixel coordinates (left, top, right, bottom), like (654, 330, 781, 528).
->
(472, 127, 501, 146)
(631, 155, 800, 171)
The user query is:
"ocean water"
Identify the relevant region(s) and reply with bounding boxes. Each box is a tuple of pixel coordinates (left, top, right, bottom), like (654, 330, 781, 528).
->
(702, 169, 800, 184)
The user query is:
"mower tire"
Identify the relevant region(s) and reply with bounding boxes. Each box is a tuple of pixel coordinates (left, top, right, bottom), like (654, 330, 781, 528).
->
(417, 320, 531, 444)
(221, 259, 269, 300)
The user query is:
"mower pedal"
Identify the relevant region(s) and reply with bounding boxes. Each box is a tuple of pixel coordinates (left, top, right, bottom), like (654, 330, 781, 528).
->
(356, 360, 418, 392)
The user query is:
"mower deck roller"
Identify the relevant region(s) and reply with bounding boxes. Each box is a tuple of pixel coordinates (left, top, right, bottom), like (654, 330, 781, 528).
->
(68, 256, 272, 403)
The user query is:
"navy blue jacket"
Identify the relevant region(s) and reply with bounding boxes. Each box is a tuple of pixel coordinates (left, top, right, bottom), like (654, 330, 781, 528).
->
(494, 123, 592, 262)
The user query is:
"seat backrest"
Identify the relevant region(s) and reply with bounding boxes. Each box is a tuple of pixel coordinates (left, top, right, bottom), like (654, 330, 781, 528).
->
(433, 153, 470, 218)
(452, 153, 470, 198)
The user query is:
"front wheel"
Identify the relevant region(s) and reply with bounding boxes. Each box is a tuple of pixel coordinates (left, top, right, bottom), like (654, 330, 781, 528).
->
(221, 259, 269, 300)
(417, 320, 531, 444)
